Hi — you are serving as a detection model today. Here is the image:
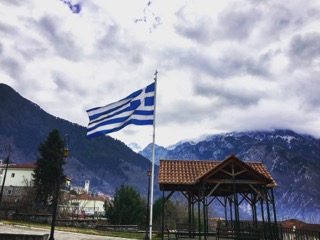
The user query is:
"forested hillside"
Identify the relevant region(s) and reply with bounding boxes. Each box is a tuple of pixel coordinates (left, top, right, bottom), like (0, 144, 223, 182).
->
(0, 83, 156, 196)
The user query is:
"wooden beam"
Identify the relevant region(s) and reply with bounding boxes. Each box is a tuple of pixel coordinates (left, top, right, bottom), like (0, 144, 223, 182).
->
(205, 179, 267, 184)
(164, 191, 175, 203)
(221, 169, 233, 176)
(240, 192, 252, 205)
(234, 169, 248, 176)
(249, 184, 265, 201)
(206, 183, 221, 197)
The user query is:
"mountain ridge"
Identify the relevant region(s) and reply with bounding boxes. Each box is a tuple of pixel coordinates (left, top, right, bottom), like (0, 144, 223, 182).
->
(139, 129, 320, 223)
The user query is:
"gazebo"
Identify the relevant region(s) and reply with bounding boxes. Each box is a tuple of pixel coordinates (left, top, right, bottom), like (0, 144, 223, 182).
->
(158, 154, 280, 240)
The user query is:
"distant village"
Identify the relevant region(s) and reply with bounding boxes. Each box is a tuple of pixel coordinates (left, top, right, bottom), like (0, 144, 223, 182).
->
(0, 161, 113, 219)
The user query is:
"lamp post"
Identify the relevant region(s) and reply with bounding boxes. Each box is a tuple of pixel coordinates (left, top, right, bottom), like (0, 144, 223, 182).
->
(145, 169, 151, 240)
(49, 134, 69, 240)
(0, 145, 11, 213)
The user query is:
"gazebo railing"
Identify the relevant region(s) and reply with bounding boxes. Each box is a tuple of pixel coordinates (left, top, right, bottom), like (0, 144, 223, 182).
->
(217, 221, 320, 240)
(281, 227, 320, 240)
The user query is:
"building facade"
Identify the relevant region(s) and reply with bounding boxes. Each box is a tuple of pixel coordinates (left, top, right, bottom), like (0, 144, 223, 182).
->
(0, 163, 35, 187)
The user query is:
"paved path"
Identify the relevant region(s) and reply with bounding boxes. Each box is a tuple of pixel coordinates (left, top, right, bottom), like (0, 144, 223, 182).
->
(0, 223, 135, 240)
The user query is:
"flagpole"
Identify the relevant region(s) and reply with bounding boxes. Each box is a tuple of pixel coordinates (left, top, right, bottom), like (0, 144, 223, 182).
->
(149, 70, 158, 240)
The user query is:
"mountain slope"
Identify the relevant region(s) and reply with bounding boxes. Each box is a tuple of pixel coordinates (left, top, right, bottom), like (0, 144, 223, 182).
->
(0, 83, 156, 195)
(140, 130, 320, 223)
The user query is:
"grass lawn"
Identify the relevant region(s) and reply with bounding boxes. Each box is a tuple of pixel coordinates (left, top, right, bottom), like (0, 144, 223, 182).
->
(2, 220, 162, 239)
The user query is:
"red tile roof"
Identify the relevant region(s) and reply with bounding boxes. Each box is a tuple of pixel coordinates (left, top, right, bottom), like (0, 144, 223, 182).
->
(158, 155, 277, 187)
(159, 160, 219, 185)
(0, 163, 36, 169)
(281, 219, 320, 231)
(71, 194, 105, 202)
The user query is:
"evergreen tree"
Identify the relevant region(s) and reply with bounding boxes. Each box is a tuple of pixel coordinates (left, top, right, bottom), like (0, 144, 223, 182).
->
(105, 184, 146, 228)
(33, 129, 65, 207)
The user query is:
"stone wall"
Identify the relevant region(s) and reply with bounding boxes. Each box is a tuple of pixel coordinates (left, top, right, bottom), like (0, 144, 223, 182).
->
(96, 224, 138, 232)
(11, 213, 137, 232)
(13, 213, 52, 224)
(56, 219, 98, 229)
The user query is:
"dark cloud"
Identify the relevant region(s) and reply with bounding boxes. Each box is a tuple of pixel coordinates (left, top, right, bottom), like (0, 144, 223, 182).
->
(193, 80, 264, 108)
(285, 75, 320, 110)
(52, 71, 89, 97)
(160, 47, 271, 79)
(307, 7, 320, 19)
(37, 16, 83, 61)
(97, 25, 120, 49)
(0, 58, 22, 79)
(300, 81, 320, 109)
(17, 45, 49, 61)
(2, 0, 20, 5)
(217, 8, 261, 41)
(266, 5, 293, 34)
(96, 24, 143, 65)
(245, 52, 272, 77)
(174, 15, 215, 45)
(0, 22, 18, 36)
(256, 4, 309, 45)
(159, 100, 216, 126)
(175, 7, 261, 44)
(288, 32, 320, 67)
(52, 71, 71, 91)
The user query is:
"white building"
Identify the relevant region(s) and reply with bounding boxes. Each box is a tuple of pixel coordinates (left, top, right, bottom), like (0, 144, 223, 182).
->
(0, 163, 71, 200)
(0, 163, 36, 204)
(68, 194, 106, 217)
(0, 163, 35, 187)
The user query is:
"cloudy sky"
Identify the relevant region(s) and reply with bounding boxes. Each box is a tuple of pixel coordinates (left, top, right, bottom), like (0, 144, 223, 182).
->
(1, 0, 320, 149)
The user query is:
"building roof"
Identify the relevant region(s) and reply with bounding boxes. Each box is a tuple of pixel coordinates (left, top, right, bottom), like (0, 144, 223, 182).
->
(70, 194, 105, 202)
(159, 160, 219, 185)
(158, 154, 277, 196)
(281, 219, 320, 231)
(0, 163, 36, 169)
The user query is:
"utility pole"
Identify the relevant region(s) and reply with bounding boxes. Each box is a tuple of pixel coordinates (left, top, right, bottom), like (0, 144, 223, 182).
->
(0, 145, 12, 212)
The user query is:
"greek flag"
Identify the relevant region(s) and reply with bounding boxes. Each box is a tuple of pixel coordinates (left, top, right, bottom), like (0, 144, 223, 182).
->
(86, 82, 155, 139)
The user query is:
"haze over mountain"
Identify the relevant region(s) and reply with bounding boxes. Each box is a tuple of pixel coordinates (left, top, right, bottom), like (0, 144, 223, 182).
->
(0, 83, 156, 196)
(140, 130, 320, 223)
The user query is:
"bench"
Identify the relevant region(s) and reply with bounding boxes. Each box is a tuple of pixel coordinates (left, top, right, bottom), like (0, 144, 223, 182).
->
(217, 227, 235, 239)
(217, 227, 261, 240)
(165, 225, 178, 240)
(176, 223, 196, 238)
(165, 223, 195, 239)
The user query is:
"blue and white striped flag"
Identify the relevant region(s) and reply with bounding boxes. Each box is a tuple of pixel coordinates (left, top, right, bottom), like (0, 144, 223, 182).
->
(86, 82, 155, 139)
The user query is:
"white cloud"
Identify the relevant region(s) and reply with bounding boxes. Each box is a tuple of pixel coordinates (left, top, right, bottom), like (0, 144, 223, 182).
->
(0, 0, 320, 149)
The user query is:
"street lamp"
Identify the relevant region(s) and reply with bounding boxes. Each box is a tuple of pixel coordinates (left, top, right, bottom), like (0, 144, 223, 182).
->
(49, 134, 69, 240)
(145, 169, 151, 240)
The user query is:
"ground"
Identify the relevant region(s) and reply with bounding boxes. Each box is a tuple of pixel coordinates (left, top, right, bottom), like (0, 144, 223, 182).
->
(0, 222, 132, 240)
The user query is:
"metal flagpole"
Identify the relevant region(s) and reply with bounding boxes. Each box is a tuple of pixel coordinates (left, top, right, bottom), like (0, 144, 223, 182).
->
(149, 70, 158, 240)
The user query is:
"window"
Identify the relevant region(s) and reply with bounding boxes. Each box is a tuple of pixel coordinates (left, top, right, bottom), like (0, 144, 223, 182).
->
(7, 189, 12, 195)
(11, 173, 15, 178)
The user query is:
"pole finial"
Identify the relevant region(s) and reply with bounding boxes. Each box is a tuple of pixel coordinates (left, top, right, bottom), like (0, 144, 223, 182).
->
(154, 70, 158, 81)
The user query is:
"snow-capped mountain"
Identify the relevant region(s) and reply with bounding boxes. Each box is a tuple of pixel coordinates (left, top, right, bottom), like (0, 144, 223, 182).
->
(139, 129, 320, 223)
(127, 142, 143, 152)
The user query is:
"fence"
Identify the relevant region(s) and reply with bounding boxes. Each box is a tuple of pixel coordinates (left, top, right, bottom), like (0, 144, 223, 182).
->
(218, 221, 320, 240)
(281, 227, 320, 240)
